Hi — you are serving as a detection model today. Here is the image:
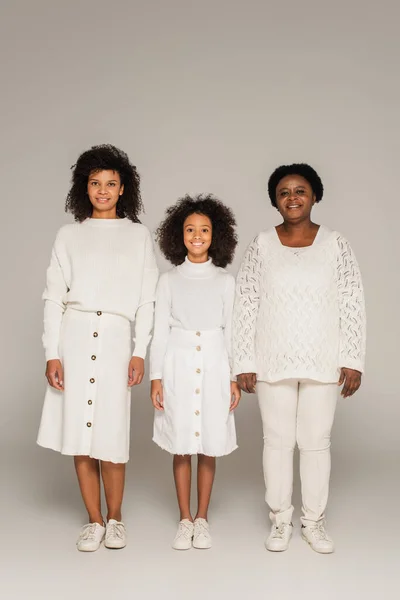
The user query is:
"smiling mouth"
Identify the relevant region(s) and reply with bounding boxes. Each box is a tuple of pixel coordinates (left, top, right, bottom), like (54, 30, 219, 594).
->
(96, 198, 110, 203)
(191, 242, 204, 247)
(287, 204, 301, 209)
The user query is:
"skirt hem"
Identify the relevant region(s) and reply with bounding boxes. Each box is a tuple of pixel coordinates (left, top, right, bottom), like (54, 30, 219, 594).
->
(36, 441, 129, 464)
(152, 437, 238, 458)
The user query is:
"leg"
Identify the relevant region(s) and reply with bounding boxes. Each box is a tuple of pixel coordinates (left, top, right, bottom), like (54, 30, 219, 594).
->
(173, 454, 193, 521)
(257, 381, 298, 525)
(297, 382, 338, 526)
(195, 454, 216, 520)
(100, 461, 126, 522)
(74, 456, 103, 525)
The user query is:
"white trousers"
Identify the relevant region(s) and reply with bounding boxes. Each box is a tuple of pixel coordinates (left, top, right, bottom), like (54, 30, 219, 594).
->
(258, 380, 337, 526)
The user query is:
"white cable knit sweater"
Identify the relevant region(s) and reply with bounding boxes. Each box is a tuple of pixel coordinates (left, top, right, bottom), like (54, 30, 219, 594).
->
(42, 218, 159, 361)
(232, 226, 366, 383)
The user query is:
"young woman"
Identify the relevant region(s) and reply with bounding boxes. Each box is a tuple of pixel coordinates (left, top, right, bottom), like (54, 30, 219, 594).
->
(37, 144, 158, 551)
(150, 195, 240, 550)
(233, 163, 366, 554)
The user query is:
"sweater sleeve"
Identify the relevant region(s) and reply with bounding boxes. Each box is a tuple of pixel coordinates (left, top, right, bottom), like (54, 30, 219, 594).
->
(132, 227, 159, 359)
(42, 232, 69, 361)
(149, 273, 171, 380)
(222, 274, 236, 380)
(232, 237, 263, 375)
(336, 235, 366, 373)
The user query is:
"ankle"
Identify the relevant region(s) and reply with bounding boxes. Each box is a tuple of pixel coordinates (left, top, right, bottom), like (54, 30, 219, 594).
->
(179, 514, 193, 522)
(107, 513, 122, 522)
(89, 516, 104, 526)
(194, 514, 208, 521)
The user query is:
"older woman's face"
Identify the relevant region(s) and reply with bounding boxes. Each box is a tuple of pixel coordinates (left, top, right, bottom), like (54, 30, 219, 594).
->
(275, 175, 316, 221)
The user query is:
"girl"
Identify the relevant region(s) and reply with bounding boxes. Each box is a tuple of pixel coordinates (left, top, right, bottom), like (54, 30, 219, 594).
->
(37, 144, 159, 551)
(150, 194, 240, 550)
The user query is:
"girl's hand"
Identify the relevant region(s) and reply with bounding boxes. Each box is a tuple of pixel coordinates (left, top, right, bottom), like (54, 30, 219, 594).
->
(151, 379, 164, 410)
(230, 381, 241, 411)
(237, 373, 257, 394)
(128, 356, 144, 386)
(338, 367, 362, 398)
(46, 359, 64, 391)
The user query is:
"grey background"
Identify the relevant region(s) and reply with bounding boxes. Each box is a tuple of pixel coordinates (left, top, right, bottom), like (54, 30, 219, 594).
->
(1, 1, 399, 598)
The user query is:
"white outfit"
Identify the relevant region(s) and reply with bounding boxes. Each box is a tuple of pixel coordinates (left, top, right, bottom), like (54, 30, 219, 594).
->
(150, 257, 237, 456)
(232, 226, 366, 381)
(37, 218, 158, 463)
(233, 226, 366, 524)
(258, 380, 337, 526)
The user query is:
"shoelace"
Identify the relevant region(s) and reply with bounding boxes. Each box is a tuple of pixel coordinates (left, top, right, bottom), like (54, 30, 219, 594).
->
(79, 523, 99, 541)
(271, 524, 287, 539)
(194, 519, 210, 538)
(309, 522, 328, 541)
(176, 521, 193, 540)
(106, 522, 125, 540)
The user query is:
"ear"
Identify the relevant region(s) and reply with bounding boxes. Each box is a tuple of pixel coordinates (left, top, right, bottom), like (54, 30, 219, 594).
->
(119, 183, 124, 196)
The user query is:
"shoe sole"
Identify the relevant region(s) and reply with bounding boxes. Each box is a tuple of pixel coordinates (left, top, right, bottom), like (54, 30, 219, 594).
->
(104, 543, 126, 549)
(301, 533, 334, 554)
(265, 545, 289, 552)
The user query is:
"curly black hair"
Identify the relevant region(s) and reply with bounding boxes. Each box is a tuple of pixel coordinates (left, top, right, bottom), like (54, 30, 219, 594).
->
(65, 144, 143, 222)
(156, 194, 238, 268)
(267, 163, 324, 207)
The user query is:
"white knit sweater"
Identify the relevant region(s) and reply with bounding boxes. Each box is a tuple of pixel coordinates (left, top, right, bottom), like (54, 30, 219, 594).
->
(150, 257, 235, 380)
(232, 226, 366, 383)
(42, 218, 159, 361)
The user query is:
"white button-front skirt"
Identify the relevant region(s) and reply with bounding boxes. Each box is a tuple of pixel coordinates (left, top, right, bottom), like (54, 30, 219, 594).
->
(37, 308, 132, 463)
(153, 327, 237, 457)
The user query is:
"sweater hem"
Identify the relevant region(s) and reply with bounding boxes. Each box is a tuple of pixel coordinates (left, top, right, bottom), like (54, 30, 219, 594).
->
(256, 371, 340, 384)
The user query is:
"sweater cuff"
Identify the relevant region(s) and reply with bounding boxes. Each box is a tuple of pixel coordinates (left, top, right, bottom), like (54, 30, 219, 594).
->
(339, 358, 364, 374)
(150, 373, 162, 381)
(132, 343, 147, 360)
(45, 348, 60, 362)
(233, 361, 257, 376)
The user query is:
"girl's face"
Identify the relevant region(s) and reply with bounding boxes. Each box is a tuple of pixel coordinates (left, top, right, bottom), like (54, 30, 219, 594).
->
(275, 175, 315, 222)
(87, 169, 124, 218)
(183, 213, 212, 263)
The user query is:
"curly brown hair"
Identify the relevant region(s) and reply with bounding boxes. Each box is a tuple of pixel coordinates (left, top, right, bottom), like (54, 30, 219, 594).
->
(156, 194, 238, 268)
(65, 144, 143, 222)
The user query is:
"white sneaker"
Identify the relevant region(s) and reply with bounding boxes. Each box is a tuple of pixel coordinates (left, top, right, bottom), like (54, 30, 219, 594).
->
(193, 518, 212, 549)
(76, 522, 105, 552)
(265, 522, 293, 552)
(105, 519, 127, 549)
(302, 522, 334, 554)
(172, 519, 194, 550)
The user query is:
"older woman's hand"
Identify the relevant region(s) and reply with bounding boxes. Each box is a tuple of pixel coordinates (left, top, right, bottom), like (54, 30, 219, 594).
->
(237, 373, 257, 394)
(338, 368, 362, 398)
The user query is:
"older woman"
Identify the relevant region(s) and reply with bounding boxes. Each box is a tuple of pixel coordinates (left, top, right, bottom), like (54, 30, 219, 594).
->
(233, 163, 366, 554)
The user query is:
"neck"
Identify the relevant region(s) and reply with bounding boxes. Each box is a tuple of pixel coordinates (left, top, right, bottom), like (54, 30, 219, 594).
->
(186, 251, 209, 264)
(91, 208, 118, 220)
(280, 218, 315, 235)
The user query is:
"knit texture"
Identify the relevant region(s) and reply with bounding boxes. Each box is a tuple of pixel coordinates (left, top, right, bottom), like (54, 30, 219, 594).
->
(42, 218, 158, 361)
(232, 227, 366, 382)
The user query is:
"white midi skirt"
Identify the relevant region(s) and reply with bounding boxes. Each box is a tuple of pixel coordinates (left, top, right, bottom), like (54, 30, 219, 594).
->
(37, 308, 132, 463)
(153, 327, 237, 457)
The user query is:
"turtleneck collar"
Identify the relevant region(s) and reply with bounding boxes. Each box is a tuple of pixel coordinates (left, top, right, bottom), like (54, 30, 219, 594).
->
(177, 256, 216, 279)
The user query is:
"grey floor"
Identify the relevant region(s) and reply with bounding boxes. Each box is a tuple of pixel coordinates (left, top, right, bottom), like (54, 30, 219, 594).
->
(2, 388, 399, 600)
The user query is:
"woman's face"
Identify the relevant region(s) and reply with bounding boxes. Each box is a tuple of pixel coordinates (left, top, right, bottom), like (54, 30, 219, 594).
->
(275, 175, 316, 222)
(183, 213, 212, 262)
(87, 169, 124, 217)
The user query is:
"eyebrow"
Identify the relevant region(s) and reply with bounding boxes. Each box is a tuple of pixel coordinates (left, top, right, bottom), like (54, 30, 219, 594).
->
(89, 177, 118, 183)
(185, 223, 211, 227)
(277, 185, 306, 192)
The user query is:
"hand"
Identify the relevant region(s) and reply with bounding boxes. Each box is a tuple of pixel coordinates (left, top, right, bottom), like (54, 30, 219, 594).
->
(237, 373, 257, 394)
(46, 359, 64, 391)
(151, 379, 164, 410)
(338, 367, 362, 398)
(128, 356, 144, 387)
(230, 381, 241, 411)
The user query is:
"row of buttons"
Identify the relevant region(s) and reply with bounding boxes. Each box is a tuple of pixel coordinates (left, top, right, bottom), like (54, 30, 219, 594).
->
(86, 312, 102, 428)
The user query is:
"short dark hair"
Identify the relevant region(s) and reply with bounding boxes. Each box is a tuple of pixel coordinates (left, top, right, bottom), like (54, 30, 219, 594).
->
(267, 163, 324, 207)
(65, 144, 143, 222)
(156, 194, 238, 268)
